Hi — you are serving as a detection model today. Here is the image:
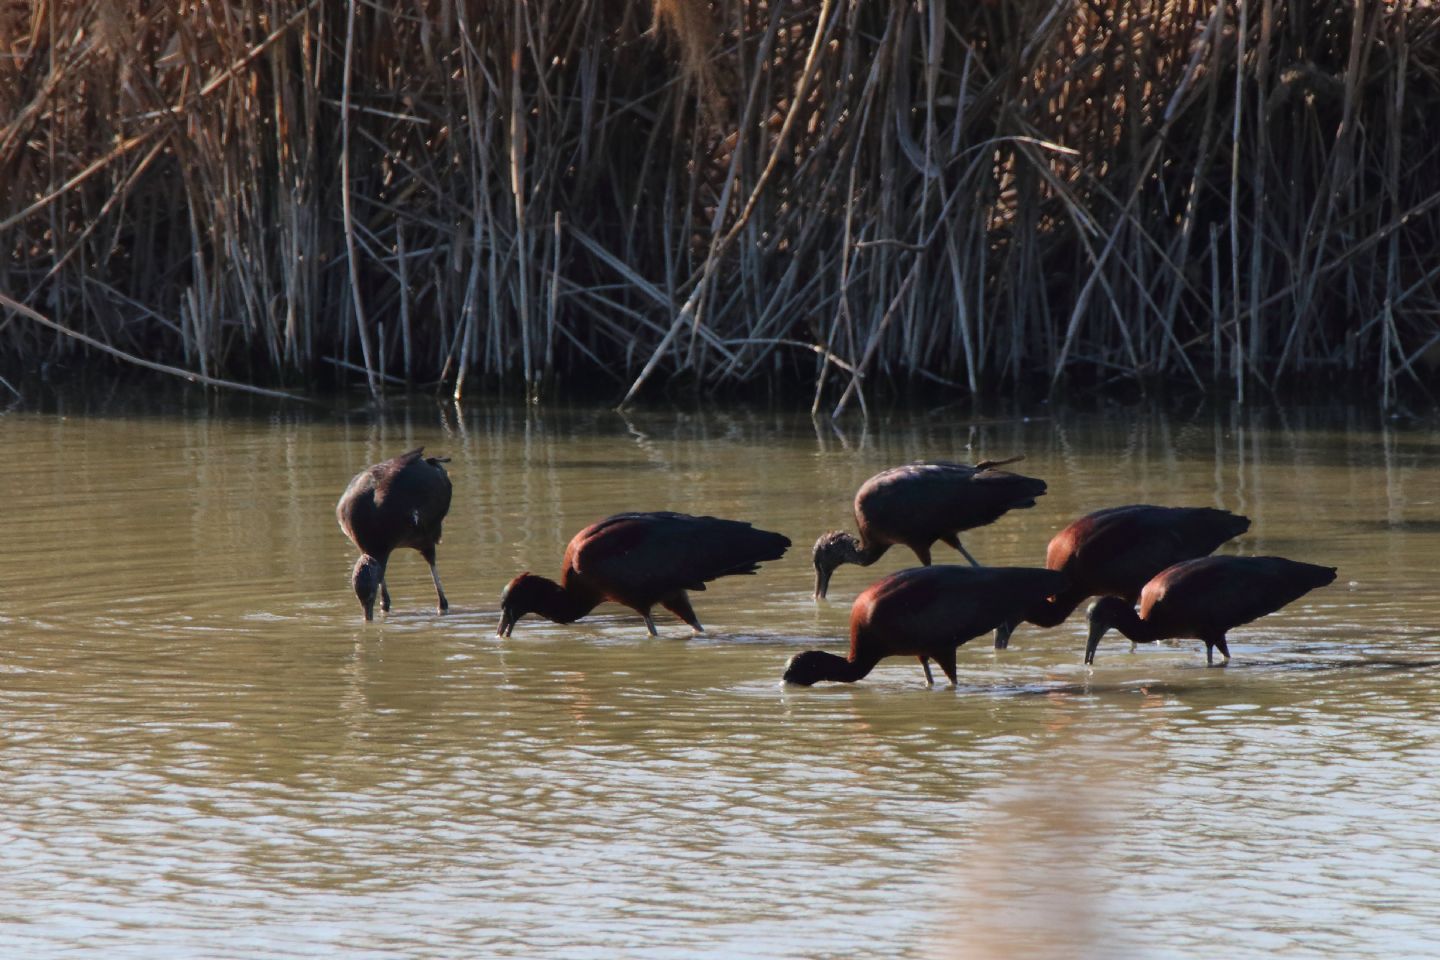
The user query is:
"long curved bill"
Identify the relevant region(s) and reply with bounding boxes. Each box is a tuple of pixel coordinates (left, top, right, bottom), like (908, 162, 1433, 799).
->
(813, 566, 832, 601)
(1084, 622, 1106, 665)
(497, 609, 518, 638)
(993, 621, 1014, 650)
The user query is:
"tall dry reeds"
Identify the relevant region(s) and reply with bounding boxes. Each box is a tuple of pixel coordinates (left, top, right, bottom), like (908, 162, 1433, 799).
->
(1, 1, 1438, 408)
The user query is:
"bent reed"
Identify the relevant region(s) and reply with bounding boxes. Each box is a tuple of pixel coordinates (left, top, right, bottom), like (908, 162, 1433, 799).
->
(1, 1, 1438, 408)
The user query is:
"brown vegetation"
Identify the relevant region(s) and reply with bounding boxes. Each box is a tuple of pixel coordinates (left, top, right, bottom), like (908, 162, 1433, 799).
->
(2, 1, 1438, 408)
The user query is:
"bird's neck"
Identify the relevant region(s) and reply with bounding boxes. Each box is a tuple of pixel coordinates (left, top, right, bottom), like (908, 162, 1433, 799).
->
(538, 575, 603, 624)
(814, 651, 879, 683)
(845, 532, 890, 567)
(354, 553, 388, 580)
(1105, 603, 1157, 643)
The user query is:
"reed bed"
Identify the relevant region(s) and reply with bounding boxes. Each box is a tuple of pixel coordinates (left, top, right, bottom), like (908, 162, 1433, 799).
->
(2, 0, 1438, 408)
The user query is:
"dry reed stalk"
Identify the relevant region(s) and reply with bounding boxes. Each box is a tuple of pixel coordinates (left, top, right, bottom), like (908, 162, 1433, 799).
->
(1, 1, 1437, 407)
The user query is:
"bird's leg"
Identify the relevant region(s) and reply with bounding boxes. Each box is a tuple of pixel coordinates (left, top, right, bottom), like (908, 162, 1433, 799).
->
(660, 591, 704, 634)
(939, 532, 981, 567)
(918, 656, 935, 685)
(912, 544, 934, 566)
(642, 610, 659, 637)
(1206, 635, 1231, 667)
(421, 546, 448, 613)
(933, 649, 959, 687)
(430, 565, 448, 613)
(380, 581, 392, 614)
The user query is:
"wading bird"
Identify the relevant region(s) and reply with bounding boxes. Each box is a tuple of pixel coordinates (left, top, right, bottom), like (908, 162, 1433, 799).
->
(497, 512, 791, 637)
(1084, 555, 1337, 666)
(337, 447, 452, 621)
(783, 565, 1067, 687)
(812, 458, 1047, 599)
(994, 504, 1250, 648)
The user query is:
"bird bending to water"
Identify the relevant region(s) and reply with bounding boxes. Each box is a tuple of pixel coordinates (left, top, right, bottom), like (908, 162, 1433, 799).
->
(811, 458, 1047, 599)
(783, 565, 1067, 687)
(1085, 555, 1337, 666)
(994, 504, 1250, 648)
(497, 512, 791, 637)
(337, 447, 453, 621)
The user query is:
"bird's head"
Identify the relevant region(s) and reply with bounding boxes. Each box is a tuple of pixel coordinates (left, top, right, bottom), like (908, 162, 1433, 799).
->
(498, 572, 545, 637)
(351, 555, 385, 621)
(1084, 597, 1131, 665)
(782, 650, 833, 686)
(811, 530, 860, 599)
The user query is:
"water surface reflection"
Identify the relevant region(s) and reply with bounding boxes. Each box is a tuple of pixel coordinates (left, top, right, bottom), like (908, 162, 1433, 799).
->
(1, 399, 1438, 958)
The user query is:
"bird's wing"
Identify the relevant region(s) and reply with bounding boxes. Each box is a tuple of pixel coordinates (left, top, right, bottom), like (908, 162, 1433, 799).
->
(374, 450, 451, 531)
(573, 513, 790, 598)
(858, 462, 1043, 543)
(1061, 507, 1227, 597)
(928, 465, 1046, 532)
(864, 565, 1067, 648)
(1141, 556, 1328, 633)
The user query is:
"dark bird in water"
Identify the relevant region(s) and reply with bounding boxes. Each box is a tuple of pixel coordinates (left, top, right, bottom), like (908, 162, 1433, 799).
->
(811, 458, 1047, 599)
(1085, 556, 1337, 666)
(497, 512, 791, 637)
(783, 565, 1067, 687)
(336, 447, 452, 621)
(994, 504, 1251, 648)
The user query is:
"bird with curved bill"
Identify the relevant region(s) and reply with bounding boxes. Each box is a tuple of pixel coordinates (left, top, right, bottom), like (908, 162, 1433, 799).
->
(812, 457, 1047, 600)
(498, 512, 791, 637)
(1084, 555, 1337, 666)
(337, 447, 452, 621)
(784, 565, 1067, 687)
(994, 504, 1251, 649)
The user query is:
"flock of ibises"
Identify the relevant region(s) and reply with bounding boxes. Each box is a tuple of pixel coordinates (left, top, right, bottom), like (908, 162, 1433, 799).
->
(337, 447, 1337, 686)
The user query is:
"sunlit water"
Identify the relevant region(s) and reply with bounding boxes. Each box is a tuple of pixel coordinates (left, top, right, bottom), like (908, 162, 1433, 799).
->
(2, 395, 1438, 959)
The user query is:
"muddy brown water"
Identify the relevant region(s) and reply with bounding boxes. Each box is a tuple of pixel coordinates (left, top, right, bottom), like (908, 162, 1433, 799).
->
(2, 399, 1438, 958)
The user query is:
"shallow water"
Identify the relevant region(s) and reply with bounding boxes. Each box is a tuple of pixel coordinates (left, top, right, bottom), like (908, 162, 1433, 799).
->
(2, 397, 1438, 959)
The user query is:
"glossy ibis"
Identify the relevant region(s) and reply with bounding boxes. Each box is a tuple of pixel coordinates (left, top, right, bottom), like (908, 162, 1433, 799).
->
(497, 512, 791, 637)
(336, 447, 452, 621)
(812, 458, 1047, 599)
(994, 504, 1250, 648)
(783, 565, 1067, 686)
(1085, 555, 1337, 666)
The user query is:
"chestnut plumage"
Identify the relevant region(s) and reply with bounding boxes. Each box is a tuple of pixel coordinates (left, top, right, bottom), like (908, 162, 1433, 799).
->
(1085, 555, 1337, 666)
(784, 565, 1067, 687)
(498, 512, 791, 637)
(994, 504, 1250, 648)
